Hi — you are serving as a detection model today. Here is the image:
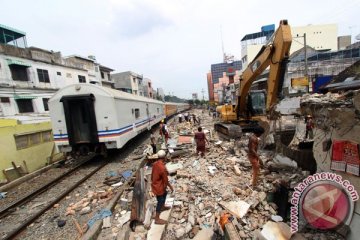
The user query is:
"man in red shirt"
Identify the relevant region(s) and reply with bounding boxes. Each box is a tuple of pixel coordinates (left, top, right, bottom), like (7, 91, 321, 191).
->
(248, 127, 264, 188)
(194, 127, 208, 157)
(151, 150, 174, 224)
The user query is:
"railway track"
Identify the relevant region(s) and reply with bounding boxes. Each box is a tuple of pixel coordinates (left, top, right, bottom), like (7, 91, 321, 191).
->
(0, 155, 107, 240)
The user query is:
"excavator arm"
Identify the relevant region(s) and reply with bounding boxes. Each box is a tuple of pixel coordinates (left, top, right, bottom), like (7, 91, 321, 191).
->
(236, 20, 292, 117)
(214, 20, 292, 138)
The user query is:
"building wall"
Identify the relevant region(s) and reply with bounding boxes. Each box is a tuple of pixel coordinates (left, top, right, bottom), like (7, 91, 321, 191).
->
(0, 120, 54, 181)
(207, 72, 214, 101)
(112, 71, 144, 96)
(338, 35, 352, 50)
(241, 44, 263, 69)
(241, 24, 338, 70)
(291, 24, 338, 53)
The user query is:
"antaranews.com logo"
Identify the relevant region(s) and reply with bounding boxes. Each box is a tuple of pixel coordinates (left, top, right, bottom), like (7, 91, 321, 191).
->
(290, 172, 359, 233)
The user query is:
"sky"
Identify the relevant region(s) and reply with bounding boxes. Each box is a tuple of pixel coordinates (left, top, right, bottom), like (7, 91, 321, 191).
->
(1, 0, 360, 99)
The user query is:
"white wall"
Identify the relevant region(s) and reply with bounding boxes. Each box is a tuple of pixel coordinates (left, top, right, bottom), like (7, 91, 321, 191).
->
(291, 24, 338, 53)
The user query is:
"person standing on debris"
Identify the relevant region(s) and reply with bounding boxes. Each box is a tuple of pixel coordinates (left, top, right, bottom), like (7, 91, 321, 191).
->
(150, 129, 157, 154)
(160, 120, 170, 146)
(305, 115, 314, 139)
(248, 127, 264, 188)
(194, 127, 209, 157)
(151, 150, 174, 224)
(178, 113, 183, 123)
(184, 112, 188, 122)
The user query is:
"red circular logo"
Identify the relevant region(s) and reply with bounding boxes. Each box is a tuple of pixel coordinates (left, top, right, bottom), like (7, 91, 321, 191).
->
(301, 183, 350, 230)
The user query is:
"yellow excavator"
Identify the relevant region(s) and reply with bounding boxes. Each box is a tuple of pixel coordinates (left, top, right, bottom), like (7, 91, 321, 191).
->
(215, 20, 292, 138)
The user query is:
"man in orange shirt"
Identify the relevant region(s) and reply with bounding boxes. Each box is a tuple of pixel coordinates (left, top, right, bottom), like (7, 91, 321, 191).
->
(248, 127, 264, 188)
(151, 150, 174, 224)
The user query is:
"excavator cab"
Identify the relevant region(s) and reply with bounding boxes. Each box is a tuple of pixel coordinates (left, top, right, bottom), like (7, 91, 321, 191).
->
(247, 90, 266, 116)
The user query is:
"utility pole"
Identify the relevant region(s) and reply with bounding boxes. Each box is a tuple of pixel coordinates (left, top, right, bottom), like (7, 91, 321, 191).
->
(201, 88, 205, 101)
(304, 33, 308, 78)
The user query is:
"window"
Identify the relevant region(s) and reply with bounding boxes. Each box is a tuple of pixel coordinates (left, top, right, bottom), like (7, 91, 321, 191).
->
(78, 75, 86, 83)
(133, 78, 136, 83)
(37, 69, 50, 83)
(107, 74, 111, 81)
(9, 65, 28, 81)
(134, 108, 140, 119)
(16, 99, 34, 113)
(0, 97, 10, 103)
(57, 72, 61, 76)
(14, 130, 53, 150)
(101, 72, 105, 79)
(43, 98, 49, 111)
(157, 108, 159, 113)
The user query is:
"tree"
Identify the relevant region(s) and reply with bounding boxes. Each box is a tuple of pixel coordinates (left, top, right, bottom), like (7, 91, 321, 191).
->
(187, 99, 194, 105)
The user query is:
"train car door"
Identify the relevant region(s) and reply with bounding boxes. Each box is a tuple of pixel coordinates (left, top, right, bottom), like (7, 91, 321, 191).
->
(60, 94, 99, 146)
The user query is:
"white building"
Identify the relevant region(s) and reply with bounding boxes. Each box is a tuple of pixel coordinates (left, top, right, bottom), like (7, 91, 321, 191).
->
(142, 78, 154, 98)
(156, 87, 165, 101)
(112, 71, 144, 96)
(0, 24, 113, 117)
(241, 23, 338, 69)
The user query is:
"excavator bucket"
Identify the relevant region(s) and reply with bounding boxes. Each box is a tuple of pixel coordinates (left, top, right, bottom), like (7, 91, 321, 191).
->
(214, 123, 242, 139)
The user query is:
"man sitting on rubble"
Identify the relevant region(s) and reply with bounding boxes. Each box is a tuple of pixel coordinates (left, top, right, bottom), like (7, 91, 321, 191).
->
(248, 127, 264, 188)
(151, 150, 174, 224)
(194, 127, 209, 157)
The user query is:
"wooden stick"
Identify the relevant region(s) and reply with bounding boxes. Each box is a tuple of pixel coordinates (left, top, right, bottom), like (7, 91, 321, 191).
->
(72, 217, 83, 237)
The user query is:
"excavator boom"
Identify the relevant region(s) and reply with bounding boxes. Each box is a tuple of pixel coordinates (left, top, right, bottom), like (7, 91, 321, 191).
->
(215, 20, 292, 138)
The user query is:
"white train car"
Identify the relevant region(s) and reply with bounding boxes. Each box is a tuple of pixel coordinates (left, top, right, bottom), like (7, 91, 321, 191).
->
(49, 84, 165, 155)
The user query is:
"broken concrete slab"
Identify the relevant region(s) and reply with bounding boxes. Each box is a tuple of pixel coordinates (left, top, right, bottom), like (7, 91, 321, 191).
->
(192, 227, 214, 240)
(219, 201, 250, 219)
(146, 209, 171, 240)
(166, 162, 183, 174)
(260, 221, 292, 240)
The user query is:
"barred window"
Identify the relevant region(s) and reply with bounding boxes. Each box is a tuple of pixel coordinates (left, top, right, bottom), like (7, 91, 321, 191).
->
(37, 69, 50, 83)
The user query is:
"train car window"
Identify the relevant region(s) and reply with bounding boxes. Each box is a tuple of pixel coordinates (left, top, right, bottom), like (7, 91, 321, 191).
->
(135, 108, 140, 119)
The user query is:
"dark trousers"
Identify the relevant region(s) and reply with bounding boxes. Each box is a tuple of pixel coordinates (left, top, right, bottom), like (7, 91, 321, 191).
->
(156, 191, 167, 213)
(151, 144, 156, 154)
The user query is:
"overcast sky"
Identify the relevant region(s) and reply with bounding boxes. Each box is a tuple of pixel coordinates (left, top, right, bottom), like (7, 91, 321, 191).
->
(1, 0, 360, 99)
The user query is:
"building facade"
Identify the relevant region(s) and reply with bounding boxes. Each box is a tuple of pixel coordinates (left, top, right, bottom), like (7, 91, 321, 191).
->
(0, 25, 113, 117)
(142, 78, 154, 98)
(112, 71, 144, 96)
(241, 23, 338, 70)
(210, 61, 242, 104)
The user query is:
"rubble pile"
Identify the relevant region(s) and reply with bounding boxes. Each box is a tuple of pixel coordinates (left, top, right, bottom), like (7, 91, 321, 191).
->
(129, 110, 314, 240)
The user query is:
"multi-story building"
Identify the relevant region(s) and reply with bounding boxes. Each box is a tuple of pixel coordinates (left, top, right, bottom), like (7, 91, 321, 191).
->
(142, 78, 154, 98)
(156, 87, 165, 101)
(112, 71, 144, 96)
(0, 24, 113, 182)
(0, 24, 113, 117)
(99, 65, 114, 88)
(285, 46, 360, 94)
(209, 61, 242, 104)
(241, 23, 338, 70)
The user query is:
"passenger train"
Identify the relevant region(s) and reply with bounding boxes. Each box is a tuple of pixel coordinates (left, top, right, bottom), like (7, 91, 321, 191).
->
(49, 84, 190, 155)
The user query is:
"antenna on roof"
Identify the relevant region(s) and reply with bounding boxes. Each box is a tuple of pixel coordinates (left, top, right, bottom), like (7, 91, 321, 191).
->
(220, 25, 226, 63)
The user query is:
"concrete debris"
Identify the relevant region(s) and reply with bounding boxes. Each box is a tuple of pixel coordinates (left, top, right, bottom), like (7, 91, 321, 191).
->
(117, 211, 131, 227)
(260, 221, 292, 240)
(80, 206, 91, 215)
(219, 201, 251, 219)
(102, 109, 336, 240)
(102, 216, 111, 228)
(271, 215, 284, 222)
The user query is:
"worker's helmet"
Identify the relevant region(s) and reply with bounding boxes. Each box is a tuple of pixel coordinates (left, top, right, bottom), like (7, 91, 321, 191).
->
(157, 150, 166, 158)
(161, 119, 164, 123)
(307, 115, 312, 118)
